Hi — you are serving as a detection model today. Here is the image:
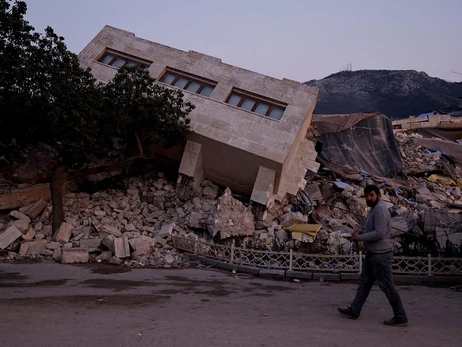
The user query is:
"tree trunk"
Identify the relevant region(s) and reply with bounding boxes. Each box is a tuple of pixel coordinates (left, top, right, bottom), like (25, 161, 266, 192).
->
(50, 165, 69, 234)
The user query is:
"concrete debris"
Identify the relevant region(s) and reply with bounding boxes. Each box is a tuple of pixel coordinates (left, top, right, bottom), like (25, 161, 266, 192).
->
(54, 222, 73, 244)
(2, 130, 462, 267)
(0, 226, 22, 249)
(61, 248, 89, 264)
(9, 210, 31, 222)
(207, 188, 255, 239)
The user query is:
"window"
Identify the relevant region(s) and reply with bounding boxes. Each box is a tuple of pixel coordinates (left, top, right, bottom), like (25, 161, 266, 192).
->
(225, 90, 286, 120)
(160, 69, 216, 97)
(98, 49, 151, 71)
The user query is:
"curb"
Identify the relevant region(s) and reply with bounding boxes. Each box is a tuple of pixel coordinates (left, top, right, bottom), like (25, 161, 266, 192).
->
(188, 254, 462, 285)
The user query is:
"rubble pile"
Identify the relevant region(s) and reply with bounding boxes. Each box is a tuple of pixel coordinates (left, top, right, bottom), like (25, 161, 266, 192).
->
(0, 172, 259, 265)
(2, 128, 462, 264)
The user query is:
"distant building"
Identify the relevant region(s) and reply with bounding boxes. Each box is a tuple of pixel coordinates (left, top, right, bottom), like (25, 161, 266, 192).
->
(78, 25, 319, 205)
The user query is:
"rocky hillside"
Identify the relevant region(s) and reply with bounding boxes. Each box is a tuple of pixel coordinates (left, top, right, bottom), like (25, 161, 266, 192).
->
(305, 70, 462, 119)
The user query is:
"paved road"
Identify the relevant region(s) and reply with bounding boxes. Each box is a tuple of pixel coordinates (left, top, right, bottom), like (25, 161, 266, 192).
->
(0, 261, 461, 347)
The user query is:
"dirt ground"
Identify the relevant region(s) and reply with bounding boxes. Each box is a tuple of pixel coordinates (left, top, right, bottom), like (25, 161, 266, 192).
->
(0, 261, 461, 347)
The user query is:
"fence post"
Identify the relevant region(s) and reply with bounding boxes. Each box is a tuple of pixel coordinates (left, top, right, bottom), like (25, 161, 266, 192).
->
(359, 251, 363, 274)
(289, 250, 293, 271)
(427, 254, 433, 276)
(230, 244, 235, 263)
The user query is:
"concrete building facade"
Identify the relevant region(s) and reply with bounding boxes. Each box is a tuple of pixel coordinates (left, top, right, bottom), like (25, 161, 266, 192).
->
(78, 25, 319, 205)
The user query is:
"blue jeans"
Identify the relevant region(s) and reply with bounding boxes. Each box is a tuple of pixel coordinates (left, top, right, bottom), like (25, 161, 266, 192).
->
(351, 252, 407, 319)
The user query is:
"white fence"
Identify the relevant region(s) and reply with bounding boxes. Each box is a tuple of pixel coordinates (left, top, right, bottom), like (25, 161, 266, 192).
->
(172, 236, 462, 276)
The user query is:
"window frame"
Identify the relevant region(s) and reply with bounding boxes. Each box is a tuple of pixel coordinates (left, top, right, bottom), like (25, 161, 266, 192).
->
(225, 89, 287, 120)
(97, 49, 152, 71)
(159, 68, 217, 97)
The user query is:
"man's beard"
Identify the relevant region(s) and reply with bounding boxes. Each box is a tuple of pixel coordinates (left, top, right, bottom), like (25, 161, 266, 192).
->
(366, 200, 378, 207)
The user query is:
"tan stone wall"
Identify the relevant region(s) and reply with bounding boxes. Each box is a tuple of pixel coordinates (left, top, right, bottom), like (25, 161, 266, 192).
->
(78, 25, 318, 197)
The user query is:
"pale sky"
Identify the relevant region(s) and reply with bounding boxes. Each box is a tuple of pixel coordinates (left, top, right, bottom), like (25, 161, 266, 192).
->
(24, 0, 462, 83)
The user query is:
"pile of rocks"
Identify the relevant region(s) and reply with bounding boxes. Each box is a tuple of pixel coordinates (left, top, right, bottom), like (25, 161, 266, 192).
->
(2, 128, 462, 263)
(0, 171, 268, 265)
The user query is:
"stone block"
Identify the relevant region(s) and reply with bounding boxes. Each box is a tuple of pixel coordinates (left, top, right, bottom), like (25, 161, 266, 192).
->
(54, 222, 73, 244)
(61, 248, 89, 263)
(53, 248, 62, 261)
(114, 237, 130, 258)
(102, 235, 116, 253)
(21, 227, 36, 241)
(79, 238, 102, 251)
(101, 225, 122, 237)
(46, 241, 62, 250)
(8, 219, 30, 232)
(179, 140, 202, 177)
(26, 199, 48, 219)
(159, 222, 175, 236)
(9, 210, 31, 222)
(0, 226, 22, 249)
(19, 240, 47, 256)
(154, 236, 167, 246)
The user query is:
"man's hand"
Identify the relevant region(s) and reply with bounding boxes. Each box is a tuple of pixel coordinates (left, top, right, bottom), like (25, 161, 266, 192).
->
(351, 231, 360, 241)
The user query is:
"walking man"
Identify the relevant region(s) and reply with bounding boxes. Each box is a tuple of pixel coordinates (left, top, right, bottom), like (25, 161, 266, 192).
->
(337, 184, 408, 326)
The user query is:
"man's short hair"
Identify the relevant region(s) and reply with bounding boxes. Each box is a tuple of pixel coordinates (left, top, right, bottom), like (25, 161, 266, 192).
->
(364, 185, 380, 195)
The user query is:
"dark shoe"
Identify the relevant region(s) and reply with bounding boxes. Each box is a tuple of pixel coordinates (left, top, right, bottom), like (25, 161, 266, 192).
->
(337, 307, 359, 320)
(383, 317, 408, 327)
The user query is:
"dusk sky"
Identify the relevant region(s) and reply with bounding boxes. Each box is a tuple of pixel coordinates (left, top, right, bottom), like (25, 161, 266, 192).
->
(24, 0, 462, 83)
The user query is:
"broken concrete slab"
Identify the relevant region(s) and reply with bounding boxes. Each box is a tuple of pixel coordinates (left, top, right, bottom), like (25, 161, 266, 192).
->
(46, 241, 62, 250)
(19, 240, 47, 256)
(54, 222, 73, 244)
(187, 212, 203, 229)
(53, 248, 62, 261)
(21, 227, 36, 241)
(102, 235, 115, 254)
(101, 225, 123, 238)
(0, 226, 22, 249)
(280, 212, 307, 228)
(26, 199, 48, 219)
(79, 238, 102, 252)
(9, 210, 31, 223)
(61, 248, 89, 263)
(8, 219, 30, 232)
(154, 236, 167, 247)
(114, 237, 130, 258)
(159, 222, 175, 237)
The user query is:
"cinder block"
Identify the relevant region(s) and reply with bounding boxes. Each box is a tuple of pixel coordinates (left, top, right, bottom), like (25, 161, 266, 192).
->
(114, 237, 130, 258)
(61, 248, 89, 263)
(0, 226, 22, 249)
(54, 222, 73, 244)
(26, 199, 48, 219)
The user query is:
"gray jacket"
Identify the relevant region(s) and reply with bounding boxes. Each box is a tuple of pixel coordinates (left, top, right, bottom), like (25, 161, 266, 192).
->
(356, 198, 393, 253)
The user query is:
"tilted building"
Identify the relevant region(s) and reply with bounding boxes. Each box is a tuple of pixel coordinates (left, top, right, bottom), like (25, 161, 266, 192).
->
(78, 25, 319, 205)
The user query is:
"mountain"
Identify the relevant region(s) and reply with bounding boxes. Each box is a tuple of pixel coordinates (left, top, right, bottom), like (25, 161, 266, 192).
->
(305, 70, 462, 119)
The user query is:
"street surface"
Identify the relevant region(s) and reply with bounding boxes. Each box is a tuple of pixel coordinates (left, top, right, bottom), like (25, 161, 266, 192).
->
(0, 261, 461, 347)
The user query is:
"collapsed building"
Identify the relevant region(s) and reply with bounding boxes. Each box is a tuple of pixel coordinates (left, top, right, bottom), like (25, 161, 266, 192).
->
(78, 25, 319, 206)
(1, 26, 462, 265)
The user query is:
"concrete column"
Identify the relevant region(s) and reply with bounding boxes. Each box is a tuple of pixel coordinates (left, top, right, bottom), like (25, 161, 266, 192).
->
(250, 166, 276, 206)
(178, 140, 204, 188)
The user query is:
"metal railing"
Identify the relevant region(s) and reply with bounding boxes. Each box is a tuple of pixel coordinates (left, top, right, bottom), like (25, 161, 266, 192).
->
(172, 236, 462, 276)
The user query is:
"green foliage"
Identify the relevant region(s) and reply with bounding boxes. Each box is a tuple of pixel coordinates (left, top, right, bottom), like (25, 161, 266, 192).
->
(102, 67, 194, 149)
(0, 0, 192, 158)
